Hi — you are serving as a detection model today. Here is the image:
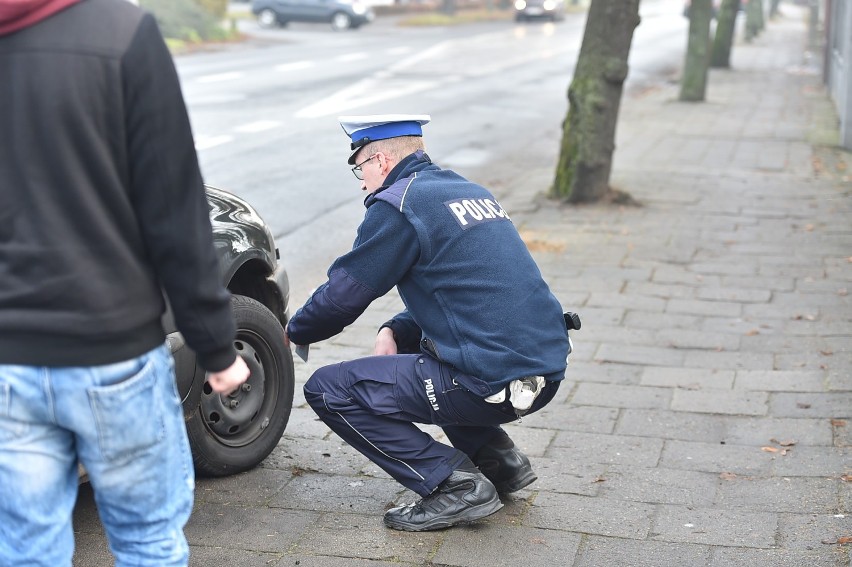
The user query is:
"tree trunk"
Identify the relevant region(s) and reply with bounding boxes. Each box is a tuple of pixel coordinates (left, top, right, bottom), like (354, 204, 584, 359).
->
(710, 0, 741, 68)
(745, 0, 762, 40)
(441, 0, 456, 16)
(550, 0, 640, 203)
(680, 0, 713, 101)
(769, 0, 781, 18)
(755, 0, 765, 31)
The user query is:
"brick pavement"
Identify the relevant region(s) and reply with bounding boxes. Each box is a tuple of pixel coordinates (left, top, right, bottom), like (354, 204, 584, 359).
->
(73, 6, 850, 566)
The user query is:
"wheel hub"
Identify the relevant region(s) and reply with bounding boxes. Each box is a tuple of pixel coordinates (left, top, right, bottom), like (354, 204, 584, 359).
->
(200, 338, 267, 443)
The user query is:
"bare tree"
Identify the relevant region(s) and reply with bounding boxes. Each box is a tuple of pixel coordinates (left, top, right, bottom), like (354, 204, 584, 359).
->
(680, 0, 714, 101)
(711, 0, 741, 68)
(550, 0, 641, 203)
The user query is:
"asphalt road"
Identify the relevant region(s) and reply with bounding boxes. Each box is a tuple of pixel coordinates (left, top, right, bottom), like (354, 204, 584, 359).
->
(176, 0, 689, 304)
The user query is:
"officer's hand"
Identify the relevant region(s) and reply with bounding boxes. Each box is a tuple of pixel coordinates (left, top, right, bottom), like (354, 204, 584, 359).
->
(374, 327, 398, 356)
(207, 356, 250, 396)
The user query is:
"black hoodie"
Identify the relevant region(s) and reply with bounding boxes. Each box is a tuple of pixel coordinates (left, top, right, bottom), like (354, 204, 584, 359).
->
(0, 0, 237, 371)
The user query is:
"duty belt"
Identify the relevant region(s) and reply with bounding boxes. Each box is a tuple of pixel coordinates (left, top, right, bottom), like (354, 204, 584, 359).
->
(484, 376, 546, 416)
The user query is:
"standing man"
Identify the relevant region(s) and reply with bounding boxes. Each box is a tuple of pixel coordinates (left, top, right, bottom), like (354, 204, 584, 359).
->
(0, 1, 248, 565)
(286, 115, 571, 532)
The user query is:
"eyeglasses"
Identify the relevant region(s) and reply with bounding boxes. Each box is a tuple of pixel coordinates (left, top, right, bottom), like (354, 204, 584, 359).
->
(351, 154, 378, 180)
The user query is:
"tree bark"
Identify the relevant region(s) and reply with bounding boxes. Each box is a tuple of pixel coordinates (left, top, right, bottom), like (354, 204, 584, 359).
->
(680, 0, 713, 101)
(745, 0, 763, 40)
(755, 0, 765, 31)
(769, 0, 781, 18)
(441, 0, 456, 16)
(710, 0, 740, 68)
(550, 0, 640, 203)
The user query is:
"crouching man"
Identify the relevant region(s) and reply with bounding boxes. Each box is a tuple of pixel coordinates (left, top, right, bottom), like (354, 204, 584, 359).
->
(286, 114, 570, 531)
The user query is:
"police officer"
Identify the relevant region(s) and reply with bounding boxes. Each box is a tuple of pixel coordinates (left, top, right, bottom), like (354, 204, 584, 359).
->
(285, 115, 570, 531)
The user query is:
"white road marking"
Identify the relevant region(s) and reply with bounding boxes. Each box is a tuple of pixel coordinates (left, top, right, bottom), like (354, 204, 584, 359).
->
(336, 52, 369, 62)
(196, 71, 244, 84)
(194, 135, 233, 151)
(387, 46, 412, 55)
(295, 42, 451, 118)
(295, 80, 438, 118)
(234, 120, 282, 133)
(276, 61, 315, 72)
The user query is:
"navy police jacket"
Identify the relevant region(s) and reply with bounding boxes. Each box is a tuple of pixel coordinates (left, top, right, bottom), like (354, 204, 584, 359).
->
(287, 151, 569, 396)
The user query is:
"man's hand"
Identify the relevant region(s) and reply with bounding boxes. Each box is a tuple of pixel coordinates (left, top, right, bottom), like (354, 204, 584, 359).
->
(374, 326, 398, 356)
(207, 356, 250, 395)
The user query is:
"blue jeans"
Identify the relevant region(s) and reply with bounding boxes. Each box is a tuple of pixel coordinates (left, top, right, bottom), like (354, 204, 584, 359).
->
(0, 344, 194, 567)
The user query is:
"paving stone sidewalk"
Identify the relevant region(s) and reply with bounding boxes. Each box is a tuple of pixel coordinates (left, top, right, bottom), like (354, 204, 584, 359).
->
(73, 7, 850, 567)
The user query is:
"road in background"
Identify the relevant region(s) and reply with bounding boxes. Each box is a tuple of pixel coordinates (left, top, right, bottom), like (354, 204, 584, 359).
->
(178, 0, 688, 304)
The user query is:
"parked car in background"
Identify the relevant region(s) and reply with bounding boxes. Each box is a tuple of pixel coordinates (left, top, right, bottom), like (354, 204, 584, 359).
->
(252, 0, 375, 30)
(514, 0, 566, 22)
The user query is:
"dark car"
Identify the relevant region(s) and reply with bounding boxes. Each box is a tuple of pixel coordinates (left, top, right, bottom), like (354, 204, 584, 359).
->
(252, 0, 375, 31)
(163, 186, 295, 477)
(514, 0, 565, 22)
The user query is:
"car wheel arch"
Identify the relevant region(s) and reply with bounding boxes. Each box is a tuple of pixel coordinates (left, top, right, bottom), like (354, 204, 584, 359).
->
(226, 257, 289, 328)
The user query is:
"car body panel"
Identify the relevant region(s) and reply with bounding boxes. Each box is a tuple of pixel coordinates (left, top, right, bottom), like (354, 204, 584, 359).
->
(165, 185, 289, 404)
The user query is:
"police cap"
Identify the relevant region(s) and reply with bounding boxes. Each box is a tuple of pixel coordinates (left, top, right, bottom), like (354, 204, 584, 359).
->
(339, 114, 431, 164)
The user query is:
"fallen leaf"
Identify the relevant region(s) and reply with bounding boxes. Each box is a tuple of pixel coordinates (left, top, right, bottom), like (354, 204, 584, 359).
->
(838, 288, 848, 296)
(761, 446, 779, 453)
(797, 402, 812, 409)
(719, 472, 737, 480)
(830, 419, 847, 427)
(792, 313, 817, 321)
(779, 440, 797, 447)
(804, 224, 814, 231)
(592, 476, 606, 483)
(841, 474, 851, 482)
(820, 349, 834, 356)
(745, 329, 760, 336)
(822, 536, 852, 545)
(529, 537, 547, 545)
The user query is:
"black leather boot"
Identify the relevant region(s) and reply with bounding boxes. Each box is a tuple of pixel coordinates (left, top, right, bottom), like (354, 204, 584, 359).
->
(473, 440, 537, 493)
(383, 470, 502, 531)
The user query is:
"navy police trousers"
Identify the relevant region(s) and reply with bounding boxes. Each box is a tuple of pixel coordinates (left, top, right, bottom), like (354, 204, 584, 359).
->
(304, 354, 559, 496)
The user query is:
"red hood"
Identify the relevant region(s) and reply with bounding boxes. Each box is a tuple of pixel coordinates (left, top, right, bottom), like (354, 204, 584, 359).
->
(0, 0, 82, 35)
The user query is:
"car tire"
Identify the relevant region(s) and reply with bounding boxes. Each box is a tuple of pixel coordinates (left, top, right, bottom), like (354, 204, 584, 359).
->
(186, 294, 295, 477)
(257, 8, 279, 28)
(330, 11, 353, 31)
